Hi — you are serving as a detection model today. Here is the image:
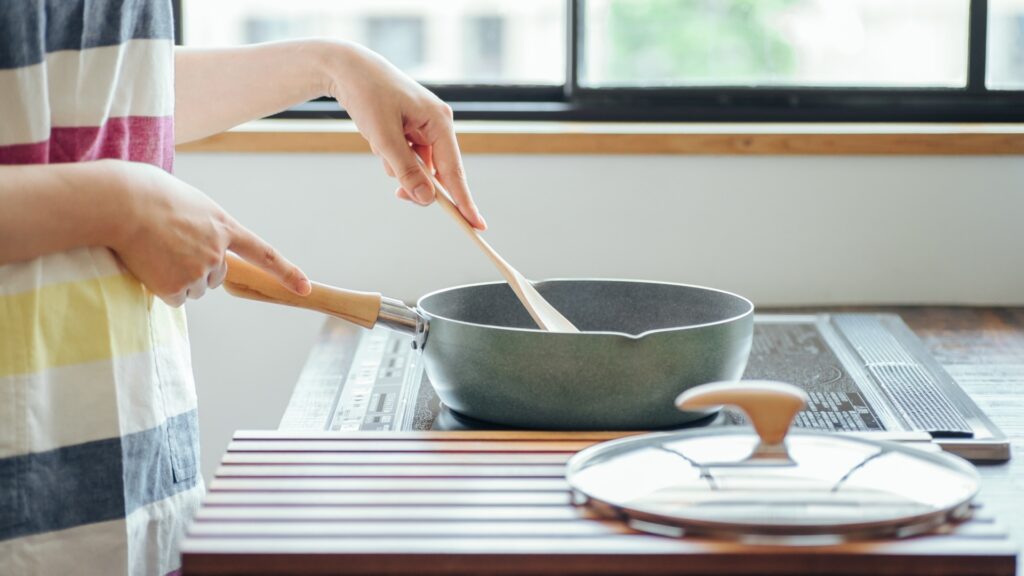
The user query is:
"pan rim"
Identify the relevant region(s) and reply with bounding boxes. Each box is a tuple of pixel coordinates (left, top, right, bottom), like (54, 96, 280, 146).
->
(415, 278, 755, 340)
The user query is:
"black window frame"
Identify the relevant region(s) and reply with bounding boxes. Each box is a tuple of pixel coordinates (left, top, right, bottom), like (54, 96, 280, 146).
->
(173, 0, 1024, 122)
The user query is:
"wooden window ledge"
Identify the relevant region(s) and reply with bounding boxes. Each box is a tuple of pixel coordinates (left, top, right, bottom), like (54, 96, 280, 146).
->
(176, 120, 1024, 156)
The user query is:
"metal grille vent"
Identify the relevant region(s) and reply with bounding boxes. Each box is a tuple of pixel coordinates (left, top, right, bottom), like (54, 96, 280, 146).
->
(835, 315, 971, 436)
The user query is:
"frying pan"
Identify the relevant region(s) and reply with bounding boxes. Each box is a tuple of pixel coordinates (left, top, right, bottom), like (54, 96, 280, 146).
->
(225, 255, 754, 430)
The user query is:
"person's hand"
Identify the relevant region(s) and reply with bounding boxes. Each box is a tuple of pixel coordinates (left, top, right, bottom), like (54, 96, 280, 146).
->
(110, 161, 311, 307)
(321, 41, 486, 230)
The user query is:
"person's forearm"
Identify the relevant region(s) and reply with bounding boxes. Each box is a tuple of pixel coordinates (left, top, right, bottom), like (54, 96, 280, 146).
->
(0, 161, 130, 265)
(174, 40, 342, 144)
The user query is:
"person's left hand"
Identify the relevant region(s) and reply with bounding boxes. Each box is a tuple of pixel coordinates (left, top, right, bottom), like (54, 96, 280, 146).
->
(321, 41, 486, 230)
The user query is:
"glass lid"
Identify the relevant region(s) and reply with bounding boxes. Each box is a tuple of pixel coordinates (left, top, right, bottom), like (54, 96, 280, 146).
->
(566, 382, 980, 542)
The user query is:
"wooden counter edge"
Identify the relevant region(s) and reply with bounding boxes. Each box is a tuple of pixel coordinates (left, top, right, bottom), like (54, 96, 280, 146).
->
(177, 121, 1024, 156)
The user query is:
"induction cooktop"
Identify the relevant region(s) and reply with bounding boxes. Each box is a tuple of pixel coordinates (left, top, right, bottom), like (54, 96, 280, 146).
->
(279, 314, 1010, 462)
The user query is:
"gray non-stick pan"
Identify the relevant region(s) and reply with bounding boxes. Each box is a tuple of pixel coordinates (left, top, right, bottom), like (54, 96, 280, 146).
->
(224, 255, 754, 430)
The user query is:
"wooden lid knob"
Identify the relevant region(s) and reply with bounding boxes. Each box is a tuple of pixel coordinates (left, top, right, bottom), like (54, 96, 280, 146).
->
(676, 381, 808, 446)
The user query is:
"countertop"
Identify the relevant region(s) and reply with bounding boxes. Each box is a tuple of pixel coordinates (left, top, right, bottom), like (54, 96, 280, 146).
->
(182, 306, 1024, 575)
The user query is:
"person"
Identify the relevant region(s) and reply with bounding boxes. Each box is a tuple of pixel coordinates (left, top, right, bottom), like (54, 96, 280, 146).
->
(0, 2, 485, 574)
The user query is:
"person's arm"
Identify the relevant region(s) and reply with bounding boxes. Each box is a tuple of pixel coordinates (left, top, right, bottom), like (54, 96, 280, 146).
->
(0, 160, 310, 306)
(0, 161, 130, 264)
(174, 40, 486, 230)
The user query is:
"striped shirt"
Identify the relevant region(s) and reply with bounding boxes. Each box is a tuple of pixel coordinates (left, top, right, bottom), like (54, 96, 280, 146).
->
(0, 2, 202, 575)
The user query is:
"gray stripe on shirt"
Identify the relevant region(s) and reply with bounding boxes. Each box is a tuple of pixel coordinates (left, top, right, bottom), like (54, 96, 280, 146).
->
(0, 408, 200, 541)
(0, 0, 173, 70)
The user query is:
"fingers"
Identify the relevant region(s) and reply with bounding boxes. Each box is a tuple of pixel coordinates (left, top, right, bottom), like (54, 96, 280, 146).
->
(373, 129, 434, 206)
(382, 144, 433, 207)
(228, 223, 311, 296)
(160, 291, 187, 308)
(431, 129, 486, 230)
(159, 250, 232, 306)
(207, 258, 228, 290)
(394, 186, 413, 201)
(411, 142, 433, 172)
(185, 277, 207, 301)
(165, 264, 219, 306)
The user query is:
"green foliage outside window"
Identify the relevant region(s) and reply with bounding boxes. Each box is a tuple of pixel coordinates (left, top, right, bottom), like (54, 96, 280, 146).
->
(604, 0, 798, 85)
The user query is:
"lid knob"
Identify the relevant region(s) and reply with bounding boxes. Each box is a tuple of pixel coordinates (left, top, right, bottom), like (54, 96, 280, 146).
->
(676, 381, 809, 447)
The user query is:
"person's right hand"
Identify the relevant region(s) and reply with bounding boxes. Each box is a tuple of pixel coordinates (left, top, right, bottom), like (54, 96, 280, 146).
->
(109, 161, 310, 307)
(320, 41, 486, 230)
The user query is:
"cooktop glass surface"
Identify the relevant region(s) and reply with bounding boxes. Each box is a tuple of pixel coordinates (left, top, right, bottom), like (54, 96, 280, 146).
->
(280, 314, 1009, 461)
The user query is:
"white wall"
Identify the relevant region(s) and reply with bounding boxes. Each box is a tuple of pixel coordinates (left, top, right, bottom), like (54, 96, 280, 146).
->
(176, 152, 1024, 478)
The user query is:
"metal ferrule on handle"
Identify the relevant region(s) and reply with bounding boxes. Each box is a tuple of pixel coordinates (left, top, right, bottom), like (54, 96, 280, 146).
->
(378, 297, 429, 350)
(378, 297, 420, 333)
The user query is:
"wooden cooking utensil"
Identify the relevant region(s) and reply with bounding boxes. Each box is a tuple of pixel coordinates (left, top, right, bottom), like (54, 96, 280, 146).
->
(422, 163, 579, 333)
(223, 163, 578, 333)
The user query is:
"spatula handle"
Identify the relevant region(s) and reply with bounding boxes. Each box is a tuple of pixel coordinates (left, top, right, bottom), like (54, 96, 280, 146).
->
(427, 170, 513, 274)
(223, 254, 382, 329)
(418, 157, 579, 333)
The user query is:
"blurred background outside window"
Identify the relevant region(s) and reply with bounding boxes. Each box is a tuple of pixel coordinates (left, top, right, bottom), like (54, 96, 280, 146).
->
(182, 0, 566, 86)
(182, 0, 1024, 89)
(990, 0, 1024, 88)
(582, 0, 968, 87)
(181, 0, 1024, 122)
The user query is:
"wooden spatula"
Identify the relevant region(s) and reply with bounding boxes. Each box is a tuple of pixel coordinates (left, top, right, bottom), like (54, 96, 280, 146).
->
(423, 163, 579, 333)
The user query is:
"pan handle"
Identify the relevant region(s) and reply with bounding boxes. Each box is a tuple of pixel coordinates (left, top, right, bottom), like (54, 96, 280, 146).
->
(223, 254, 419, 334)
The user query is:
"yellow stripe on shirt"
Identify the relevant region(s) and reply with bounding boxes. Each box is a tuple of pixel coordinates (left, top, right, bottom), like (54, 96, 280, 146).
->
(0, 273, 185, 378)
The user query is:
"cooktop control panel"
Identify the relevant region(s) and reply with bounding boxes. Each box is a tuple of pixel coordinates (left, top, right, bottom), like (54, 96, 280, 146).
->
(281, 314, 1009, 462)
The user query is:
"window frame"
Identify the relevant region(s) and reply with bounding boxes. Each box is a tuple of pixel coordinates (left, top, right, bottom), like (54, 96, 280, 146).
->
(173, 0, 1024, 123)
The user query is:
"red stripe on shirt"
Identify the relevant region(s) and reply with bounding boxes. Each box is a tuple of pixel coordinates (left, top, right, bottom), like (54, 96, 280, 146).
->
(0, 116, 174, 171)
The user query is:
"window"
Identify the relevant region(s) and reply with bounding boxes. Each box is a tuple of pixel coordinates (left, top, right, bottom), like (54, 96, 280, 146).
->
(988, 0, 1024, 88)
(175, 0, 1024, 122)
(582, 0, 968, 87)
(180, 0, 565, 86)
(465, 16, 506, 82)
(243, 17, 312, 45)
(366, 17, 425, 72)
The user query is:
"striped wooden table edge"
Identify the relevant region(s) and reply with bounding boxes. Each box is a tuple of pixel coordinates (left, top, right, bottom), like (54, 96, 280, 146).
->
(182, 431, 1017, 576)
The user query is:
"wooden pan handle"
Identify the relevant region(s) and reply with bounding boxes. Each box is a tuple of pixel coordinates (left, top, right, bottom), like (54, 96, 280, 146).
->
(223, 254, 382, 329)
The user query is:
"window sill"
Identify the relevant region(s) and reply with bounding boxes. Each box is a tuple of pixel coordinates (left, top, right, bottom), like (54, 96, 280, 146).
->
(175, 120, 1024, 156)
